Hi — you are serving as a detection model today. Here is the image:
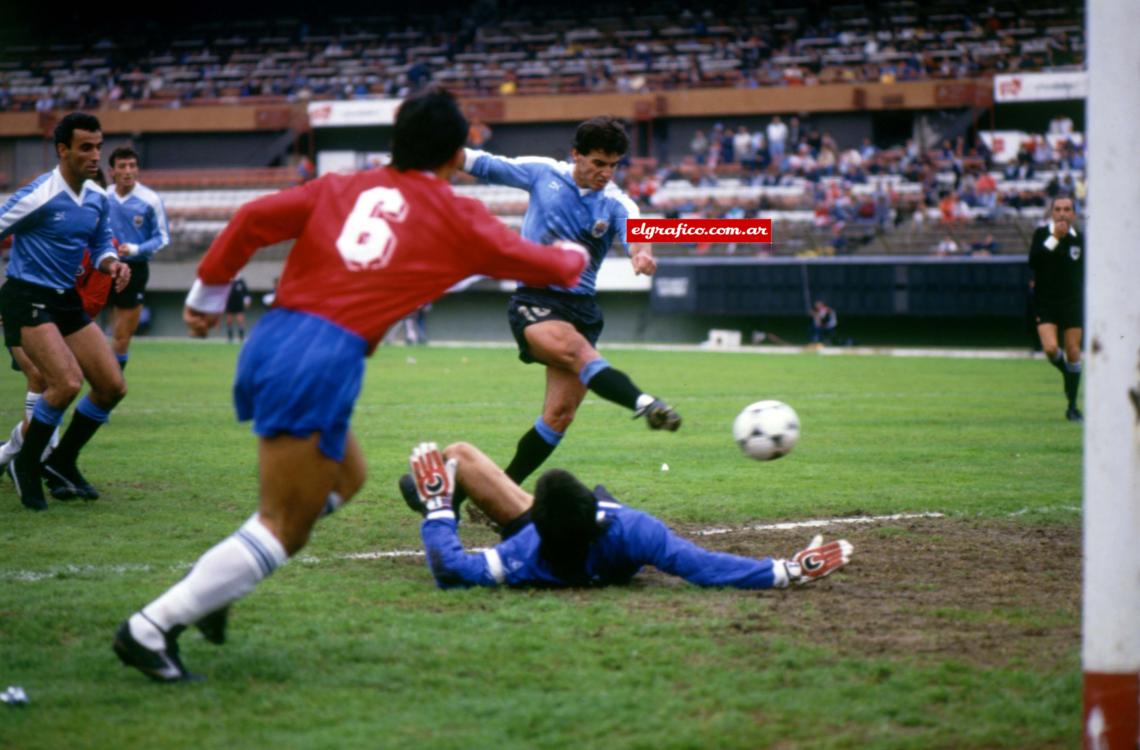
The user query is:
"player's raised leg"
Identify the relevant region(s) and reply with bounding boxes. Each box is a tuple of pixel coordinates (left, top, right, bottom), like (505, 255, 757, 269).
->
(446, 441, 533, 525)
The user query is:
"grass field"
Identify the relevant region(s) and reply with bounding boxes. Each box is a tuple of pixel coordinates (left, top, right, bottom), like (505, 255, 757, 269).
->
(0, 341, 1082, 749)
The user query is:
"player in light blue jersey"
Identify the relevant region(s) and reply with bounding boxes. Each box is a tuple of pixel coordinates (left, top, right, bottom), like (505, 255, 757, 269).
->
(461, 116, 681, 493)
(0, 112, 131, 510)
(106, 146, 169, 370)
(402, 441, 853, 590)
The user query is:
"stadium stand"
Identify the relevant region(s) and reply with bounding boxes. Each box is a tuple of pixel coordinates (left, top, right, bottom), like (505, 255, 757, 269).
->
(0, 1, 1084, 110)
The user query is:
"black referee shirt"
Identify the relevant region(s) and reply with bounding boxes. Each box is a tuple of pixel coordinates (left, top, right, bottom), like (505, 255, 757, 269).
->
(1028, 223, 1084, 304)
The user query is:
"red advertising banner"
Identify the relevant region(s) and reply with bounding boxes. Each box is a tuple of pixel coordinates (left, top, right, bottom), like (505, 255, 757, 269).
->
(626, 218, 773, 243)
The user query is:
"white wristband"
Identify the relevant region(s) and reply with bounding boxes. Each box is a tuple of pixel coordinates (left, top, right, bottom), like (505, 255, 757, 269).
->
(185, 278, 232, 314)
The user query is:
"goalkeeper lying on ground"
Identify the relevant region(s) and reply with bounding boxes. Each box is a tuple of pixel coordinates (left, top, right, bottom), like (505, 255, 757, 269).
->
(400, 442, 853, 589)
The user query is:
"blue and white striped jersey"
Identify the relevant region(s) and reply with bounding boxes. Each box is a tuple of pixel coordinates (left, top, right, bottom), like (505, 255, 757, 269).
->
(0, 167, 116, 290)
(420, 486, 780, 590)
(108, 182, 170, 261)
(464, 148, 639, 296)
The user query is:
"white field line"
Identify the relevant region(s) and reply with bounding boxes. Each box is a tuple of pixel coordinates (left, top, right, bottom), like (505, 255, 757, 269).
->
(1, 512, 945, 582)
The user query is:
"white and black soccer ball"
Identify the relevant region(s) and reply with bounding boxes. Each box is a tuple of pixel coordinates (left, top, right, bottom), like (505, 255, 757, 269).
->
(732, 400, 800, 461)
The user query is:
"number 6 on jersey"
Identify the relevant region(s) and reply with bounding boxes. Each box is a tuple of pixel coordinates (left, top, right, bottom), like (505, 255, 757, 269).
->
(336, 187, 408, 271)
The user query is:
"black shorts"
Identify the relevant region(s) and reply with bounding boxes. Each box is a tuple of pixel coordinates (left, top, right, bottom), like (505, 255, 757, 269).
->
(0, 278, 92, 347)
(106, 261, 149, 309)
(225, 295, 248, 315)
(1034, 299, 1083, 330)
(507, 287, 604, 364)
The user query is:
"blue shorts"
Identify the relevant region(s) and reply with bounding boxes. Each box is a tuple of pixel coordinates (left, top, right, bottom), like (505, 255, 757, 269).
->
(233, 308, 367, 461)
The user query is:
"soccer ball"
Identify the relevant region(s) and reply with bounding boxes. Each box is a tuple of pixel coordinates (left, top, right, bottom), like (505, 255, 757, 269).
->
(732, 400, 800, 461)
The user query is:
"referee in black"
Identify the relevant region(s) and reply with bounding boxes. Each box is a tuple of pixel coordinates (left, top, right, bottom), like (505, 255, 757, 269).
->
(1028, 195, 1085, 422)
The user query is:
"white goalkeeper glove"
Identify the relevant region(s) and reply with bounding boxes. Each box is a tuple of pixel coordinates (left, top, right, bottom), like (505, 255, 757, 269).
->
(409, 442, 458, 514)
(781, 534, 853, 586)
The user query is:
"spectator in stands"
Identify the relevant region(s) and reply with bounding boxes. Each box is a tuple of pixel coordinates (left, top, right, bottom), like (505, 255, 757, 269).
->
(808, 300, 838, 345)
(970, 233, 999, 255)
(734, 126, 756, 170)
(935, 235, 960, 256)
(939, 191, 968, 224)
(766, 116, 788, 162)
(467, 119, 492, 149)
(690, 129, 709, 166)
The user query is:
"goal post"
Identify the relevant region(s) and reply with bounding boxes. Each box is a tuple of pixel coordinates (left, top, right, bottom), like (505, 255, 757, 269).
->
(1083, 1, 1140, 747)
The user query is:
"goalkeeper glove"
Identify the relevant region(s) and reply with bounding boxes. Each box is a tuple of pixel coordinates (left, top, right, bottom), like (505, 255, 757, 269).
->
(781, 534, 853, 586)
(409, 442, 458, 514)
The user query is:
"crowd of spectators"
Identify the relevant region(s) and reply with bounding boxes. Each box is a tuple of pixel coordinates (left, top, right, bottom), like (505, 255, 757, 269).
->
(607, 113, 1086, 257)
(0, 0, 1084, 111)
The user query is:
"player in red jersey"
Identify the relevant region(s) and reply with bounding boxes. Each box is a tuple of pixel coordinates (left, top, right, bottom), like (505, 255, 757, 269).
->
(113, 89, 589, 683)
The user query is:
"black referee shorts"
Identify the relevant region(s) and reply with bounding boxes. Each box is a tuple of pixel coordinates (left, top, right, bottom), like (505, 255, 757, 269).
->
(1033, 299, 1083, 331)
(507, 287, 605, 364)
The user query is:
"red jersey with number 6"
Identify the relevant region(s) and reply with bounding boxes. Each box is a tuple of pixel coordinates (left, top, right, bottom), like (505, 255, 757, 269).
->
(197, 167, 586, 351)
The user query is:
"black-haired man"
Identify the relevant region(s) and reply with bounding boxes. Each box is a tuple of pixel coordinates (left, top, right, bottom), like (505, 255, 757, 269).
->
(460, 116, 681, 494)
(0, 112, 131, 510)
(404, 442, 853, 590)
(106, 146, 169, 370)
(1028, 196, 1085, 421)
(113, 89, 591, 683)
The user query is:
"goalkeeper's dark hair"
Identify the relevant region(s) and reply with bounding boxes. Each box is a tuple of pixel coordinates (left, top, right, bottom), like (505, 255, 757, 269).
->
(572, 115, 629, 157)
(532, 469, 605, 585)
(54, 112, 102, 149)
(391, 88, 468, 171)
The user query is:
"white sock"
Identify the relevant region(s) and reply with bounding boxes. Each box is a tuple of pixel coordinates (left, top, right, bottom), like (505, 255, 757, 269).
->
(24, 392, 38, 422)
(1, 422, 23, 456)
(635, 393, 655, 411)
(131, 514, 288, 649)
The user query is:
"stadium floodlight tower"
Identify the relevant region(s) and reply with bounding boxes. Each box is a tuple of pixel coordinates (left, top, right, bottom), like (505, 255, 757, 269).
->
(1083, 1, 1140, 747)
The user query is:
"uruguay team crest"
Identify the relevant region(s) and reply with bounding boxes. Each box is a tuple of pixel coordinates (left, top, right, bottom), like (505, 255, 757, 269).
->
(133, 214, 144, 228)
(591, 218, 609, 237)
(1070, 245, 1081, 260)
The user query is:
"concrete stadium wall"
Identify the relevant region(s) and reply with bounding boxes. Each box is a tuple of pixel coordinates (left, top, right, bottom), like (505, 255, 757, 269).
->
(132, 287, 1033, 349)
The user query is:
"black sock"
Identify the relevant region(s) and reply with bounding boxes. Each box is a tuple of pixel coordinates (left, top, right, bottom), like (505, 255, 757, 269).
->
(584, 367, 642, 411)
(18, 418, 58, 471)
(1063, 367, 1081, 408)
(504, 427, 559, 485)
(1048, 352, 1065, 373)
(49, 411, 104, 467)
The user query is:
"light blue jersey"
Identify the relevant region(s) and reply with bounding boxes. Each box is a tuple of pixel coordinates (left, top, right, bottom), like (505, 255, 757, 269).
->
(421, 486, 780, 590)
(0, 167, 116, 290)
(108, 182, 169, 261)
(464, 148, 639, 296)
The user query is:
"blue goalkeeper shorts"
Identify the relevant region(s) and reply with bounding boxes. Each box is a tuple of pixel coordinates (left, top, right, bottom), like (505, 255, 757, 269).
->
(233, 308, 366, 461)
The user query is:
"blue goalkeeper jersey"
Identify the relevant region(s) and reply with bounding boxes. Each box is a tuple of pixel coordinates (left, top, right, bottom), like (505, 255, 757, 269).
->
(108, 182, 170, 261)
(464, 148, 639, 296)
(0, 167, 116, 290)
(420, 486, 780, 589)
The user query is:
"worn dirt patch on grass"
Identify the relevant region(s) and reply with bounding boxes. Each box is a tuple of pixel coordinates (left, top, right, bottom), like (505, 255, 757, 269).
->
(660, 517, 1080, 671)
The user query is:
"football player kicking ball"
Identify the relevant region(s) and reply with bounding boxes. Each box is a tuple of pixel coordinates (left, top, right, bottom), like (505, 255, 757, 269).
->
(112, 89, 590, 683)
(402, 442, 853, 590)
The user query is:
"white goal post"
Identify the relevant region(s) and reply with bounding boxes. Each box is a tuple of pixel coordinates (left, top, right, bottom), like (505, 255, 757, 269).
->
(1083, 1, 1140, 747)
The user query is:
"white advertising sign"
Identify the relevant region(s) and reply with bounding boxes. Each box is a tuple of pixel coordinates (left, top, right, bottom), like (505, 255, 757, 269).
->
(307, 99, 404, 127)
(994, 71, 1088, 103)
